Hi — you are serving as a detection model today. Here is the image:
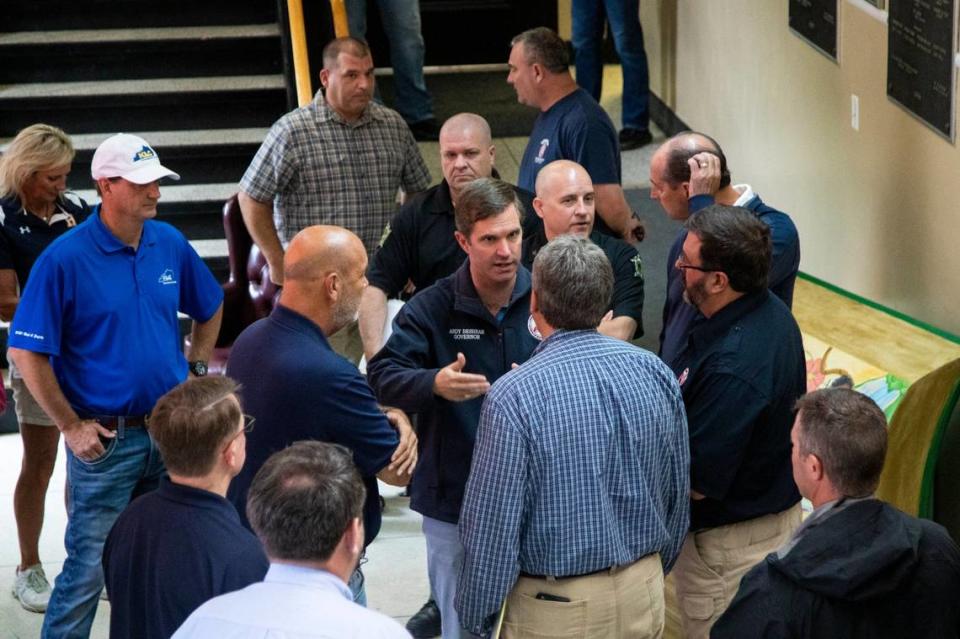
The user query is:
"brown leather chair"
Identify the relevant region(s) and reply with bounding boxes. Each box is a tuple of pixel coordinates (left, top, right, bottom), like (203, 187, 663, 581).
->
(188, 194, 279, 375)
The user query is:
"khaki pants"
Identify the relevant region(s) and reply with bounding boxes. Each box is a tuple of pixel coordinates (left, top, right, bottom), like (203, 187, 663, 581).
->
(672, 504, 801, 639)
(503, 554, 664, 639)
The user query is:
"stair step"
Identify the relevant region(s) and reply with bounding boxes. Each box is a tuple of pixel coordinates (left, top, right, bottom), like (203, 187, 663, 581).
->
(6, 0, 277, 32)
(0, 76, 287, 136)
(0, 25, 283, 83)
(57, 128, 270, 189)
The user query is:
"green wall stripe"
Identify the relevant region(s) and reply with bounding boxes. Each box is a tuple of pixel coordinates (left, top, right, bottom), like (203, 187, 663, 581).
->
(798, 272, 960, 346)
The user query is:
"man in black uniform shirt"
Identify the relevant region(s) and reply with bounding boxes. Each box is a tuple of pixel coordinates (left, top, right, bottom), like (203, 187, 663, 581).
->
(521, 159, 644, 340)
(358, 113, 538, 362)
(667, 205, 804, 639)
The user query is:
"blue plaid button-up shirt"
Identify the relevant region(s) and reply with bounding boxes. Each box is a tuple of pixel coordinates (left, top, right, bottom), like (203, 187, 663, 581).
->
(456, 330, 690, 635)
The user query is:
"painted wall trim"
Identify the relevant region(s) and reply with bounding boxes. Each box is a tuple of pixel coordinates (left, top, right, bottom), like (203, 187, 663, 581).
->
(798, 272, 960, 345)
(846, 0, 887, 23)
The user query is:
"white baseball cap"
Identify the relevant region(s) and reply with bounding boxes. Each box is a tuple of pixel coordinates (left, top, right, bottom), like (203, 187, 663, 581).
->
(91, 133, 180, 184)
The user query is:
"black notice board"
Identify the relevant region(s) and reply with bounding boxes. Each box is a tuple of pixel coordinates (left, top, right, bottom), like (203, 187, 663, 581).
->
(789, 0, 838, 60)
(887, 0, 956, 140)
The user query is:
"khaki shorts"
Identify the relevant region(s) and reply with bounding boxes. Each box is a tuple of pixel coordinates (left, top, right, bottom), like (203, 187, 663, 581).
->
(10, 376, 56, 427)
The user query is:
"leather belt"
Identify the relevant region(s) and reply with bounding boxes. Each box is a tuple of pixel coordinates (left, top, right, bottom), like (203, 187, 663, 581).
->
(82, 414, 150, 430)
(519, 565, 616, 580)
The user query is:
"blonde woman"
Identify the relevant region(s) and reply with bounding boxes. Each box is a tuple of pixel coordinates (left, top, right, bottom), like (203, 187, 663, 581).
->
(0, 123, 88, 612)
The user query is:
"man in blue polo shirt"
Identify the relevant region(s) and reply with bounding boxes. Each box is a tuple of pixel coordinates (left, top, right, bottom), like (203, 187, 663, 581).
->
(103, 376, 268, 639)
(8, 133, 224, 639)
(226, 224, 417, 605)
(666, 205, 804, 638)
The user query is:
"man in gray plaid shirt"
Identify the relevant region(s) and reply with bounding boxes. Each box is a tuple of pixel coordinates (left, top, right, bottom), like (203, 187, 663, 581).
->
(238, 36, 431, 289)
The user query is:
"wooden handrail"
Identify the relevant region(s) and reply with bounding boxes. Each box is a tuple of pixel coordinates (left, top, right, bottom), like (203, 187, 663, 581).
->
(286, 0, 313, 106)
(330, 0, 349, 37)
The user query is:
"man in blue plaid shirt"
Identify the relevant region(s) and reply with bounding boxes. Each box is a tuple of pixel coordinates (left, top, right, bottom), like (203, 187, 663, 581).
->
(456, 235, 689, 638)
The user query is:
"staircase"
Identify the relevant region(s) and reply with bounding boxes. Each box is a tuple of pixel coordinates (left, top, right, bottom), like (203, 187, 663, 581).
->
(0, 0, 291, 282)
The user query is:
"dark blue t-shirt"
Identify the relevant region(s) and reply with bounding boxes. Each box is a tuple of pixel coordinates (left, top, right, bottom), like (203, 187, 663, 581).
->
(103, 478, 268, 639)
(0, 193, 89, 288)
(517, 88, 622, 193)
(226, 305, 399, 544)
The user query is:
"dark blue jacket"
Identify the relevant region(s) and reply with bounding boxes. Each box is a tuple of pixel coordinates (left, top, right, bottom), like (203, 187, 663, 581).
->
(660, 192, 800, 368)
(367, 260, 541, 523)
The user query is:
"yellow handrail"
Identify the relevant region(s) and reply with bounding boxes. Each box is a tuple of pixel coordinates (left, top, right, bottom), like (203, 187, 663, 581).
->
(287, 0, 313, 106)
(330, 0, 350, 37)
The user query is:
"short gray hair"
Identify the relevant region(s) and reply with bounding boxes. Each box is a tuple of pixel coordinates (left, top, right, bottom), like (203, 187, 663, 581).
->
(795, 388, 888, 498)
(533, 235, 612, 330)
(246, 441, 366, 562)
(510, 27, 569, 73)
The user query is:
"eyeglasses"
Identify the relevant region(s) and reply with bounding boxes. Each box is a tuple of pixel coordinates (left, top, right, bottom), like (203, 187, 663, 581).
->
(225, 414, 256, 449)
(675, 254, 719, 274)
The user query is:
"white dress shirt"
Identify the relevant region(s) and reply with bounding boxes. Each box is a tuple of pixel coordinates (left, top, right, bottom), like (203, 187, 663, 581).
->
(173, 563, 410, 638)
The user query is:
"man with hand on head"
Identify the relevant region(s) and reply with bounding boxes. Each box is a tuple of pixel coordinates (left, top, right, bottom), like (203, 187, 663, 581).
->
(522, 159, 644, 341)
(714, 388, 960, 638)
(648, 131, 799, 368)
(508, 27, 644, 244)
(226, 225, 417, 605)
(174, 442, 411, 638)
(359, 112, 539, 362)
(457, 235, 688, 638)
(103, 376, 268, 639)
(368, 178, 542, 639)
(8, 132, 224, 639)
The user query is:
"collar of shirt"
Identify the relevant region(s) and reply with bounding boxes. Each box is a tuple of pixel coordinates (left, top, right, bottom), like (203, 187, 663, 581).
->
(778, 496, 874, 558)
(732, 183, 756, 207)
(314, 93, 382, 128)
(157, 476, 240, 515)
(89, 206, 157, 254)
(688, 289, 768, 354)
(263, 563, 352, 601)
(452, 259, 532, 322)
(532, 328, 596, 356)
(426, 180, 455, 215)
(270, 304, 331, 348)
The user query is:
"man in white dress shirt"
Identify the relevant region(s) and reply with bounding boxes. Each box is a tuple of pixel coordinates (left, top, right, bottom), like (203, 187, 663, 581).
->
(173, 441, 410, 638)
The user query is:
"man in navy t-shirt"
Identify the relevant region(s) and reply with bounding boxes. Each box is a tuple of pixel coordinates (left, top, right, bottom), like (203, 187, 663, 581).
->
(508, 27, 644, 244)
(103, 376, 268, 639)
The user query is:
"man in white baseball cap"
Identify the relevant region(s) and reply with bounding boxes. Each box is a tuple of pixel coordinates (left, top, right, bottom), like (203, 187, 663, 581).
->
(91, 133, 180, 184)
(9, 132, 223, 638)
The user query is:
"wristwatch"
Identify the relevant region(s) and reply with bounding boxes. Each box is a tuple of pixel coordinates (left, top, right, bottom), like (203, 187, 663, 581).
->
(188, 360, 208, 377)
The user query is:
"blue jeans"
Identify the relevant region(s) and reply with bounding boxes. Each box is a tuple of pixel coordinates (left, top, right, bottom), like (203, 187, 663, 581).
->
(572, 0, 650, 132)
(42, 425, 164, 639)
(346, 0, 434, 124)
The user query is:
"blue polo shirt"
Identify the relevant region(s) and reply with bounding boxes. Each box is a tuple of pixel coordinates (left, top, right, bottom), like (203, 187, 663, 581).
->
(103, 478, 269, 639)
(226, 305, 399, 545)
(8, 209, 223, 415)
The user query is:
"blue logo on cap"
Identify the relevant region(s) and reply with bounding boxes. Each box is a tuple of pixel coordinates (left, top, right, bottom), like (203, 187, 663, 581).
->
(132, 146, 157, 163)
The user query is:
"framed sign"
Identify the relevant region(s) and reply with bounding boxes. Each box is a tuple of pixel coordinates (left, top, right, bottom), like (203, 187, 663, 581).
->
(887, 0, 957, 141)
(790, 0, 839, 61)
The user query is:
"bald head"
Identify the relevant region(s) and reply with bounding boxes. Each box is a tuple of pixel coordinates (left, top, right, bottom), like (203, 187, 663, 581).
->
(284, 225, 364, 283)
(440, 113, 496, 202)
(533, 160, 595, 240)
(655, 131, 730, 188)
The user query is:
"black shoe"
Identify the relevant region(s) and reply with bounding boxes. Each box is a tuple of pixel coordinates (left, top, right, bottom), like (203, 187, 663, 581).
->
(409, 118, 440, 142)
(619, 127, 653, 151)
(406, 598, 442, 638)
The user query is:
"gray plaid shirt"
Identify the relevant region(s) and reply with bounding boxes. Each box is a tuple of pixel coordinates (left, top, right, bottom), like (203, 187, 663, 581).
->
(240, 93, 431, 253)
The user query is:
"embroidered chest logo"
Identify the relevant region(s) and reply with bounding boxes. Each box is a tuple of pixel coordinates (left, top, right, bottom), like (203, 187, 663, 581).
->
(133, 146, 157, 163)
(527, 315, 543, 341)
(158, 268, 177, 285)
(19, 226, 30, 235)
(449, 328, 484, 341)
(534, 138, 550, 165)
(631, 254, 643, 279)
(678, 367, 689, 387)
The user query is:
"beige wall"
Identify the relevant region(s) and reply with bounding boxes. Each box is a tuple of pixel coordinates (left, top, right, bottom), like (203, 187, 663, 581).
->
(645, 0, 960, 336)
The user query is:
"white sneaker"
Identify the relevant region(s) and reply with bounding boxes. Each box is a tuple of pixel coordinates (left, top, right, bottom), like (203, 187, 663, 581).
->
(12, 564, 52, 613)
